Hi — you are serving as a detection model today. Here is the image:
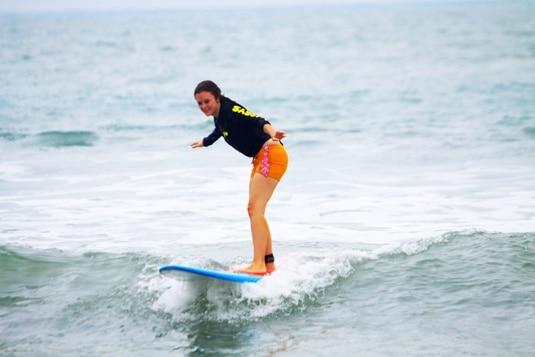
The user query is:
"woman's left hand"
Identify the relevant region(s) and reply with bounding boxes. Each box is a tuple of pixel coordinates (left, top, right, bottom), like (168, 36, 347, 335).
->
(274, 131, 286, 140)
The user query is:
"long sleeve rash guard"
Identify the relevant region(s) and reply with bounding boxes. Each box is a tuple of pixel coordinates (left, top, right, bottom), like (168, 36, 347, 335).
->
(202, 96, 271, 157)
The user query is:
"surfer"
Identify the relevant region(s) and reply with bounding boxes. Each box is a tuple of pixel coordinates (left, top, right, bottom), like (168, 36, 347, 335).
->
(191, 80, 288, 274)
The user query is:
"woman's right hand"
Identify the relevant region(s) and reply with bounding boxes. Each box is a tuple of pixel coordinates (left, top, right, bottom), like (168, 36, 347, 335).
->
(191, 140, 204, 148)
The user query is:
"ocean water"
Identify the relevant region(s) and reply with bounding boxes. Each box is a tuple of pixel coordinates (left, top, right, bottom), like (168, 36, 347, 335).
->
(1, 2, 535, 356)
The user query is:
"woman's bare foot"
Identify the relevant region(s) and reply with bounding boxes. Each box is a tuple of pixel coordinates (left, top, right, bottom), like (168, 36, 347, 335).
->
(234, 261, 267, 275)
(266, 262, 276, 274)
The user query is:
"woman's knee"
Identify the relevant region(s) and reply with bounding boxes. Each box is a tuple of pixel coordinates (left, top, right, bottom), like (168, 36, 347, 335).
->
(247, 200, 264, 218)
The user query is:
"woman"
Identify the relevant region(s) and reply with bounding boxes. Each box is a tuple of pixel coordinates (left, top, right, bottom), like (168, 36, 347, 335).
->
(191, 80, 288, 275)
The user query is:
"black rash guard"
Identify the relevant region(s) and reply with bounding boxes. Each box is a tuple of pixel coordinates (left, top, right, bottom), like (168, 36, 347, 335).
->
(202, 96, 271, 157)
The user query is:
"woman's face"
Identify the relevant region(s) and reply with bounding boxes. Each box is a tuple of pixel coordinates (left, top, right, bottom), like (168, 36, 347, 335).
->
(195, 91, 220, 117)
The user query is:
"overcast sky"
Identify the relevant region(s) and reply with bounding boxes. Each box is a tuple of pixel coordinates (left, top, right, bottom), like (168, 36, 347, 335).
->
(0, 0, 474, 13)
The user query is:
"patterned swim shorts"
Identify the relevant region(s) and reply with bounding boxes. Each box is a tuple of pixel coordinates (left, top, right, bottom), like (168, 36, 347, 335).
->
(251, 143, 288, 181)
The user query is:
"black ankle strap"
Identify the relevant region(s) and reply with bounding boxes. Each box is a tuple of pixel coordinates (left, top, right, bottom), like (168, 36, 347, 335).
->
(264, 254, 275, 263)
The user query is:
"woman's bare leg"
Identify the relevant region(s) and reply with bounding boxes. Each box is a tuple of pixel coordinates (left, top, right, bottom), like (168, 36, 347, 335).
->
(241, 173, 279, 274)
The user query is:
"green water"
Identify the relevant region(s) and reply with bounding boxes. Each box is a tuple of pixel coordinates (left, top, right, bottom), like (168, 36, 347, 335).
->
(2, 232, 534, 356)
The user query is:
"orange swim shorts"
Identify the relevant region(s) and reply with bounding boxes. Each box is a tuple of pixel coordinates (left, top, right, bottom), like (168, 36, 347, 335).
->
(251, 143, 288, 181)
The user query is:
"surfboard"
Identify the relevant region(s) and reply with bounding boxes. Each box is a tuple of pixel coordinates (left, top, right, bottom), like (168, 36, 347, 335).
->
(159, 264, 263, 283)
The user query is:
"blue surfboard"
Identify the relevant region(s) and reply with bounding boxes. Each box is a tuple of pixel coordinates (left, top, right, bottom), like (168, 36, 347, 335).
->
(159, 264, 263, 283)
